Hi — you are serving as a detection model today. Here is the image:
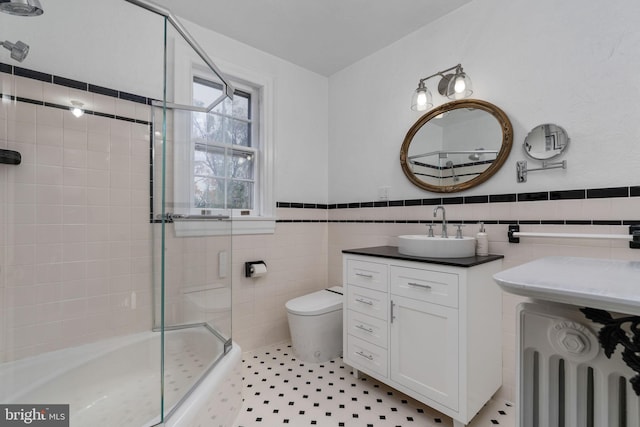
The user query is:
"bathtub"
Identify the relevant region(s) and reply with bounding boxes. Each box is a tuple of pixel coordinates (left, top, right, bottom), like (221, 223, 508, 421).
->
(0, 328, 242, 427)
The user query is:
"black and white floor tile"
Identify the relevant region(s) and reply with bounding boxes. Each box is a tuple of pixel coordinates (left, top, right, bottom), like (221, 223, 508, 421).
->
(233, 342, 514, 427)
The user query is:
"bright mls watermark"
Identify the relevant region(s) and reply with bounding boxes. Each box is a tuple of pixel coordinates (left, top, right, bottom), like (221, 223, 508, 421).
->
(0, 405, 68, 426)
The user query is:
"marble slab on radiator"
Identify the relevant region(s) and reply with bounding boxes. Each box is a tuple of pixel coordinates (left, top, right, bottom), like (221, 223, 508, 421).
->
(493, 256, 640, 315)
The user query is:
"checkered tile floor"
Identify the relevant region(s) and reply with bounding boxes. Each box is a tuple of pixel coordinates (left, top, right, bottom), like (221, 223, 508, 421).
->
(233, 342, 514, 427)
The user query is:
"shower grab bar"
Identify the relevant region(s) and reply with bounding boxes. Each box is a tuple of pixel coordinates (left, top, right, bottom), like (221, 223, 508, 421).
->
(508, 224, 640, 248)
(125, 0, 235, 105)
(157, 213, 230, 221)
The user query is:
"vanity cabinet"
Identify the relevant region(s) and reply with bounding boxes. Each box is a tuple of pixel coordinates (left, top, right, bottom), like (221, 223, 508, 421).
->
(343, 247, 503, 427)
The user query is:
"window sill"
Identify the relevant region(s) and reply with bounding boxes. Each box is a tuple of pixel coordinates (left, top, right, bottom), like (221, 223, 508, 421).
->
(173, 216, 276, 237)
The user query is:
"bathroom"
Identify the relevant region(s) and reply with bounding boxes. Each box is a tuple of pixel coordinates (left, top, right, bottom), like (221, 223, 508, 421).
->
(1, 0, 639, 426)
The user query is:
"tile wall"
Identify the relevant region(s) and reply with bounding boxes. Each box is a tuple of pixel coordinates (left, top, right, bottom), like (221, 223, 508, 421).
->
(0, 66, 153, 362)
(0, 64, 332, 365)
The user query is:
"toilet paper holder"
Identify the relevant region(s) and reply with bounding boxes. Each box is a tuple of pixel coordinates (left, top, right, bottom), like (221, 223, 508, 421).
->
(245, 261, 267, 278)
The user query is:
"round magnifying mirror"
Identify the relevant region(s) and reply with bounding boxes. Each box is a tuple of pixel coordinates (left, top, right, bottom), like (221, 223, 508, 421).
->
(523, 124, 569, 160)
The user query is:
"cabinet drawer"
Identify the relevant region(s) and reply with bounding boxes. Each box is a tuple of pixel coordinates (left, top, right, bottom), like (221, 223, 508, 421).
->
(347, 310, 387, 349)
(390, 266, 458, 308)
(347, 285, 388, 321)
(346, 259, 388, 291)
(346, 335, 388, 378)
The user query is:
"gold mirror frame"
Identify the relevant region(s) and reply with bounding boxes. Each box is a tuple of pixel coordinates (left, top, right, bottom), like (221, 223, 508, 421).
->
(400, 99, 513, 193)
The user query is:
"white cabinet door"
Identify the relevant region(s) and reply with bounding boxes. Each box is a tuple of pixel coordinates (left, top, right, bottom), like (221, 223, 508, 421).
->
(390, 295, 459, 411)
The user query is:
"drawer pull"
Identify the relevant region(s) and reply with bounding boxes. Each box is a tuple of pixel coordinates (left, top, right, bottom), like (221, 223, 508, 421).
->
(355, 298, 374, 306)
(355, 272, 374, 278)
(355, 324, 374, 333)
(408, 282, 432, 290)
(356, 350, 374, 361)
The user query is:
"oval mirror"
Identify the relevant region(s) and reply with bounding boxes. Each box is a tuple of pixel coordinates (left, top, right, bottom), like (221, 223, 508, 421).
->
(523, 123, 569, 160)
(400, 99, 513, 193)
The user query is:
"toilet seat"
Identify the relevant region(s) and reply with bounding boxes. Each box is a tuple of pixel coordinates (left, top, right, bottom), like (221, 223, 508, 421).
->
(285, 286, 343, 316)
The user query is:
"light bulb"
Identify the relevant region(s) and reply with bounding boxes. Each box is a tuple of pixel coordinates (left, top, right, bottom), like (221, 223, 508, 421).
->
(70, 101, 84, 118)
(416, 91, 428, 110)
(411, 83, 432, 111)
(454, 76, 466, 94)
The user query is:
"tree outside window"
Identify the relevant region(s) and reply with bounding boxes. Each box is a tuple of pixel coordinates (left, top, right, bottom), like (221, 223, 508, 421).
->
(192, 77, 256, 211)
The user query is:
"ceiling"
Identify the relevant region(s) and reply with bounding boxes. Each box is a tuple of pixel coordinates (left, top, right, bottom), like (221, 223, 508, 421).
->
(152, 0, 473, 76)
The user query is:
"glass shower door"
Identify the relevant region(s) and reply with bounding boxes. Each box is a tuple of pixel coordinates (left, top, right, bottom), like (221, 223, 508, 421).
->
(152, 15, 234, 422)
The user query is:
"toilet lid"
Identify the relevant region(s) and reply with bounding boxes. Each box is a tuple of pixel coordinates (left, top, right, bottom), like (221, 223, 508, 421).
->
(286, 287, 343, 316)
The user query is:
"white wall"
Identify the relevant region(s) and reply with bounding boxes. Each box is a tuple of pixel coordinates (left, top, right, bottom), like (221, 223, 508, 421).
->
(184, 23, 329, 204)
(328, 0, 640, 203)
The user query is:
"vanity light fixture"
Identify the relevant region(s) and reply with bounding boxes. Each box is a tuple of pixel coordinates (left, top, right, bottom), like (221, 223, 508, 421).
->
(410, 63, 473, 111)
(70, 100, 84, 118)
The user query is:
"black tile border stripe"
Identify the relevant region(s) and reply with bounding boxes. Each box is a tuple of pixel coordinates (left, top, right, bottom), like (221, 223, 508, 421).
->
(14, 66, 51, 82)
(89, 84, 119, 98)
(53, 75, 87, 91)
(587, 186, 629, 199)
(1, 62, 154, 106)
(275, 219, 640, 225)
(277, 184, 640, 210)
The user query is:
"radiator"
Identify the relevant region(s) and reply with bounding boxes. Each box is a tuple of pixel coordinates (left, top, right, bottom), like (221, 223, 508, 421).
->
(518, 302, 640, 427)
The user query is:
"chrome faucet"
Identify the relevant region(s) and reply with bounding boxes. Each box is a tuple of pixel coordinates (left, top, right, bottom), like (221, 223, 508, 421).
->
(433, 205, 448, 238)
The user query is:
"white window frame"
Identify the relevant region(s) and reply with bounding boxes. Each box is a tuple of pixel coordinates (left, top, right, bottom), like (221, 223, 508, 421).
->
(192, 77, 258, 215)
(172, 56, 275, 236)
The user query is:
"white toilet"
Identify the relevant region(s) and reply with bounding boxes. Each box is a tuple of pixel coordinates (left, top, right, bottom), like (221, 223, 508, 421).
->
(285, 286, 343, 363)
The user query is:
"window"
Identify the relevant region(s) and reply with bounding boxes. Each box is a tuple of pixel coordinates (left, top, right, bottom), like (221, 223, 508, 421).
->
(192, 77, 257, 213)
(172, 68, 275, 237)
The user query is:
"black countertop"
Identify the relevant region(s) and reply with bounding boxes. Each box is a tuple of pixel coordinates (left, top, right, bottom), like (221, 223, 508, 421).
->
(342, 246, 503, 268)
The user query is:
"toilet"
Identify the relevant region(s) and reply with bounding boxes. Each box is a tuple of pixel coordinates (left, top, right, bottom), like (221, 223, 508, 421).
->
(285, 286, 343, 363)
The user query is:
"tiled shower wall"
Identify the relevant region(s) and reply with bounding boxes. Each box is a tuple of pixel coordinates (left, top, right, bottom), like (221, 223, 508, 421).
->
(0, 70, 153, 362)
(0, 66, 331, 364)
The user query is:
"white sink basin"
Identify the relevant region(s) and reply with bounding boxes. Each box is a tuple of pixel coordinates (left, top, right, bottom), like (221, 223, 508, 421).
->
(397, 235, 476, 258)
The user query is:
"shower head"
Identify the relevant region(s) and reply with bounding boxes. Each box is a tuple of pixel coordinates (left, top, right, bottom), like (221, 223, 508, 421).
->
(1, 40, 29, 62)
(0, 0, 43, 16)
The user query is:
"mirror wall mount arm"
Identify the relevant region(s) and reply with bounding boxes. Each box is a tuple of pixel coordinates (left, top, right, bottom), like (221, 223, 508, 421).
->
(124, 0, 235, 107)
(516, 160, 567, 183)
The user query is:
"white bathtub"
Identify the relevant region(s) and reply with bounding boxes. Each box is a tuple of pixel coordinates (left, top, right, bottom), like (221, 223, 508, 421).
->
(0, 328, 242, 427)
